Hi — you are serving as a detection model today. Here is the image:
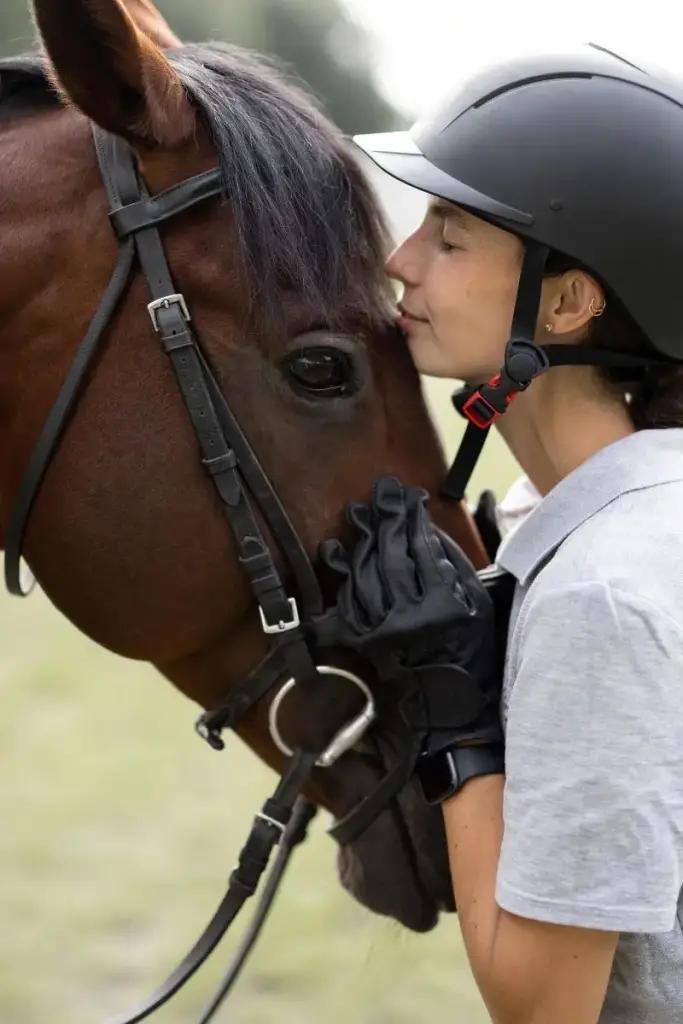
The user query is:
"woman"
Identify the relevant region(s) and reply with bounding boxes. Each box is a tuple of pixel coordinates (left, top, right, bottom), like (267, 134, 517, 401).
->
(326, 43, 683, 1023)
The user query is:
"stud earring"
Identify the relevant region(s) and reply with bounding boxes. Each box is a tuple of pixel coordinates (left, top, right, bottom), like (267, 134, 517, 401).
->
(544, 323, 553, 333)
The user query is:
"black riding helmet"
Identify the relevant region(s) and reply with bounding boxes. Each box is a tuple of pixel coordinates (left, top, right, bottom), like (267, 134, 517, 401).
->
(354, 43, 683, 501)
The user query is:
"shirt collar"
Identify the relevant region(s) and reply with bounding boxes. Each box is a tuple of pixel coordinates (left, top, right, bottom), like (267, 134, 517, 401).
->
(495, 429, 683, 584)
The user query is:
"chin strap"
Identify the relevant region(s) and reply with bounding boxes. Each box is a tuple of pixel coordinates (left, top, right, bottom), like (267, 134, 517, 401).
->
(441, 242, 550, 503)
(440, 242, 677, 505)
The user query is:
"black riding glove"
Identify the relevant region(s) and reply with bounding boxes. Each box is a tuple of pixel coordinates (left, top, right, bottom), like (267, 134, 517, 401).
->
(319, 476, 504, 755)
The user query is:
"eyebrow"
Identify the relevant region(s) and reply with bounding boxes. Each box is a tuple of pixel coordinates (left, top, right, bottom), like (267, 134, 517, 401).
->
(428, 200, 469, 229)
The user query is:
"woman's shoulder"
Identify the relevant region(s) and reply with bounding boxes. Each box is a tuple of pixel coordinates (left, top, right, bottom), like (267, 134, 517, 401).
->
(507, 540, 683, 732)
(528, 480, 683, 617)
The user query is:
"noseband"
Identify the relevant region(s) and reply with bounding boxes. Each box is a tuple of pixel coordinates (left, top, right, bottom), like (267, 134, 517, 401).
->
(3, 122, 425, 1023)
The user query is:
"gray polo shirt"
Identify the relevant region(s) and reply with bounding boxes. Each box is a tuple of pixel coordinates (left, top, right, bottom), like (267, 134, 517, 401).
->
(494, 428, 683, 1024)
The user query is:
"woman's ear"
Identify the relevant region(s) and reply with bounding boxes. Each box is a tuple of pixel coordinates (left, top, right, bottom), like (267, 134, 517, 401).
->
(32, 0, 194, 147)
(540, 271, 606, 339)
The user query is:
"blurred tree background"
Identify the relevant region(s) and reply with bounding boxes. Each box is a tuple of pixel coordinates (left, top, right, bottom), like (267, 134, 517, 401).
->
(0, 0, 405, 133)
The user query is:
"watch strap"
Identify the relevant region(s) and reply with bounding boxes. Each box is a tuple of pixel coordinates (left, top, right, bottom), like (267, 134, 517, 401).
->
(416, 742, 505, 805)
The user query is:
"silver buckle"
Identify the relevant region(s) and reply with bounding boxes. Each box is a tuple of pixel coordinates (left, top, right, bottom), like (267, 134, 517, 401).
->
(254, 810, 288, 835)
(268, 666, 376, 768)
(259, 597, 300, 635)
(147, 293, 191, 332)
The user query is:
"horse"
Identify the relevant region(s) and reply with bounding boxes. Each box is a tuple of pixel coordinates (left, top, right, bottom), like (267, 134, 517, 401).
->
(0, 0, 489, 1015)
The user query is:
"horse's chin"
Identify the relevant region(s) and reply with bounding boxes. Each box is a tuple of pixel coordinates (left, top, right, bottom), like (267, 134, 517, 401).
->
(330, 739, 455, 932)
(335, 812, 440, 932)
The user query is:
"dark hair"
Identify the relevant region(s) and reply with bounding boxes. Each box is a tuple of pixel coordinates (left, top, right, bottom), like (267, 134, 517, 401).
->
(544, 249, 683, 429)
(168, 43, 392, 333)
(3, 47, 392, 337)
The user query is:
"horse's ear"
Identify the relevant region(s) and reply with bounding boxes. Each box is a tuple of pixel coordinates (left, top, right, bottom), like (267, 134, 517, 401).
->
(120, 0, 182, 50)
(31, 0, 194, 147)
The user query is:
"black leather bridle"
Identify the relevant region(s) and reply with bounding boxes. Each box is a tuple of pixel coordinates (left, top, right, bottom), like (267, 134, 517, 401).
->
(2, 124, 428, 1023)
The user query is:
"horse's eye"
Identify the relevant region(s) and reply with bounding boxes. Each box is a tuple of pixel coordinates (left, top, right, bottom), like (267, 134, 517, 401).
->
(285, 347, 357, 397)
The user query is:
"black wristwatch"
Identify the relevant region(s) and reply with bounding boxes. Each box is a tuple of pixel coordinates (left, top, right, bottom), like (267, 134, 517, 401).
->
(415, 743, 505, 805)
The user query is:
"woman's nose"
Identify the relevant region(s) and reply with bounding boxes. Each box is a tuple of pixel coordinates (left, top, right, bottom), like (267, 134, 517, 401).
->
(385, 235, 422, 287)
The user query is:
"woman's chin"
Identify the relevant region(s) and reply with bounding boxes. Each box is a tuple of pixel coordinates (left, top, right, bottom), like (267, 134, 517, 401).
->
(406, 341, 462, 380)
(403, 330, 504, 385)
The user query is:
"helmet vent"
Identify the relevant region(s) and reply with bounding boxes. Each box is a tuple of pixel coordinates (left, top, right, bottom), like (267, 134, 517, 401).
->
(473, 72, 593, 110)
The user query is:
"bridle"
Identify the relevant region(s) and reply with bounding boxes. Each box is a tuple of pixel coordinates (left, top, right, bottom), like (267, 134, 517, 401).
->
(2, 118, 426, 1022)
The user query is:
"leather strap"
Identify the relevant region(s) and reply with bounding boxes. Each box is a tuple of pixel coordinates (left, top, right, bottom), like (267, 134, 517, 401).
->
(195, 649, 288, 748)
(4, 237, 136, 594)
(328, 730, 423, 845)
(105, 750, 318, 1024)
(95, 130, 324, 683)
(197, 799, 317, 1024)
(109, 168, 222, 238)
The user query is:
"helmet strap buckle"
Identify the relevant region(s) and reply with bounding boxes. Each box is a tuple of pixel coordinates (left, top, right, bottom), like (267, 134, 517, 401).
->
(457, 339, 550, 428)
(441, 243, 550, 505)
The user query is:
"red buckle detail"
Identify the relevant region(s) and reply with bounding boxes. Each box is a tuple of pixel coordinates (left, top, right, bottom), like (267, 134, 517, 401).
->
(462, 373, 520, 429)
(462, 391, 500, 428)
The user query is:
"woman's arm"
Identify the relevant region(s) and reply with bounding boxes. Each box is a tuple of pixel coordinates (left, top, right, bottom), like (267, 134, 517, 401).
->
(445, 579, 683, 1023)
(318, 482, 679, 1023)
(442, 775, 617, 1024)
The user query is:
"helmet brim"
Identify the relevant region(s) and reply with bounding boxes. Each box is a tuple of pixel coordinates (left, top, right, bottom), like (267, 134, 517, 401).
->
(353, 131, 533, 227)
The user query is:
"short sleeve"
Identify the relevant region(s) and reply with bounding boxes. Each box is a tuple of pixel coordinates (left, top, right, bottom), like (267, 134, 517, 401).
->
(496, 580, 683, 932)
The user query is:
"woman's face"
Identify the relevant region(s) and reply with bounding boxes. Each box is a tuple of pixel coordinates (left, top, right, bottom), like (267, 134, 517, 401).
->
(387, 199, 525, 383)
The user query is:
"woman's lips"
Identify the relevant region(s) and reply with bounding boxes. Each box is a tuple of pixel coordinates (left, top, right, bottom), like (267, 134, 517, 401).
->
(395, 307, 429, 331)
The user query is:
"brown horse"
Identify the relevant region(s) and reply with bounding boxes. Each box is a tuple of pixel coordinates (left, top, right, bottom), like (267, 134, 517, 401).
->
(0, 0, 487, 943)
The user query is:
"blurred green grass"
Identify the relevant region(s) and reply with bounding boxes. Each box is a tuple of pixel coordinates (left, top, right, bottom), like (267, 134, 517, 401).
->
(0, 385, 517, 1024)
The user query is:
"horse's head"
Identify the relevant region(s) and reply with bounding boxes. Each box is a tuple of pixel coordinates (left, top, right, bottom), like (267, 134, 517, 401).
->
(1, 0, 487, 932)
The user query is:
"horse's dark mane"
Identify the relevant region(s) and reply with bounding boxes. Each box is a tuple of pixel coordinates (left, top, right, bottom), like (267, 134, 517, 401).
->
(172, 43, 393, 330)
(0, 44, 393, 332)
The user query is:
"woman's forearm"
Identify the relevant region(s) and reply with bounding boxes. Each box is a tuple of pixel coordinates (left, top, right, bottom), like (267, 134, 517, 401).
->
(442, 776, 615, 1024)
(442, 774, 506, 1015)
